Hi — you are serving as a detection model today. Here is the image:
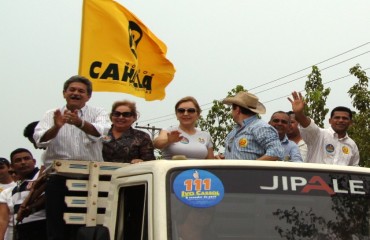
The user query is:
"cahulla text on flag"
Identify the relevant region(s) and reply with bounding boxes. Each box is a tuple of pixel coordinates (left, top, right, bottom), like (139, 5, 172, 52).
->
(79, 0, 176, 101)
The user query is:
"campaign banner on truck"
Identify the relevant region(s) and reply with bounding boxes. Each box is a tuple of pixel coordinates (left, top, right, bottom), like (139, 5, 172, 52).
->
(173, 169, 225, 208)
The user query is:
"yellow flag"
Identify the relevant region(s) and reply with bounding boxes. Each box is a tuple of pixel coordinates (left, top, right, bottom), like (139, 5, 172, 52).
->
(79, 0, 176, 101)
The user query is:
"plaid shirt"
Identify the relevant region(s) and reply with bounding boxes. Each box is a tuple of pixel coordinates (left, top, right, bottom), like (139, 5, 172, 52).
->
(224, 115, 284, 160)
(103, 127, 155, 163)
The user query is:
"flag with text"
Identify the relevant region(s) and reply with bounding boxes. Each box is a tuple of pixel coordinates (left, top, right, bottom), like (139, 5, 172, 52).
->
(79, 0, 176, 100)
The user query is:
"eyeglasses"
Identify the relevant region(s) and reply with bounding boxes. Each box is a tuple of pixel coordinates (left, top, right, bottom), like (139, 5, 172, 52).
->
(271, 119, 289, 124)
(112, 111, 134, 118)
(176, 108, 197, 114)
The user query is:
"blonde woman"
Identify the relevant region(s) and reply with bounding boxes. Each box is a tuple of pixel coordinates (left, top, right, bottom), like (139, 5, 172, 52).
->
(154, 96, 214, 159)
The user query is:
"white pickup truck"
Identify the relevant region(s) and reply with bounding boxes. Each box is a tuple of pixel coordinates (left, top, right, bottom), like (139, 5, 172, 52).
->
(52, 160, 370, 240)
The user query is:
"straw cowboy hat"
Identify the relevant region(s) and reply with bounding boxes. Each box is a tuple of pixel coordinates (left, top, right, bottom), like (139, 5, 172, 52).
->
(222, 91, 266, 114)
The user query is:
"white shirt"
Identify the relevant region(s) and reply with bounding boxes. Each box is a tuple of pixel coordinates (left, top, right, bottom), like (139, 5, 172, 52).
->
(162, 126, 213, 160)
(12, 170, 46, 225)
(297, 139, 308, 163)
(300, 120, 359, 166)
(34, 104, 111, 167)
(0, 182, 16, 240)
(0, 182, 16, 193)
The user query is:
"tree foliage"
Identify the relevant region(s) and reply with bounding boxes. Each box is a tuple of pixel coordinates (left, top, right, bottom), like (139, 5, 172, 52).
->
(347, 64, 370, 167)
(198, 85, 246, 153)
(273, 174, 370, 239)
(304, 66, 331, 127)
(197, 64, 369, 166)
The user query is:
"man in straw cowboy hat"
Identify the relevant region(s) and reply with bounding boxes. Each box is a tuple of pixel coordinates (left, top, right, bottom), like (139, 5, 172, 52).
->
(221, 91, 284, 160)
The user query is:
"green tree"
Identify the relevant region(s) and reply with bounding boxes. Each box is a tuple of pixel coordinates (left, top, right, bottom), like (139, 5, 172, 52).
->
(347, 64, 370, 167)
(304, 66, 331, 127)
(198, 85, 246, 153)
(273, 174, 370, 239)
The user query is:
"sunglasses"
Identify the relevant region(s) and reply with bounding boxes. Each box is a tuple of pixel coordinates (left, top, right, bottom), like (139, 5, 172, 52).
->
(176, 108, 197, 114)
(271, 118, 289, 124)
(112, 111, 134, 118)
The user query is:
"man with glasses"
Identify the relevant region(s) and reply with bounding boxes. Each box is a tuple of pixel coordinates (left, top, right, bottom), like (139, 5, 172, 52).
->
(33, 75, 111, 240)
(269, 111, 303, 162)
(288, 91, 359, 166)
(221, 91, 283, 160)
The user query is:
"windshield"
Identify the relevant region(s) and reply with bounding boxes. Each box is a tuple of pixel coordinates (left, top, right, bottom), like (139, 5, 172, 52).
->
(168, 167, 370, 240)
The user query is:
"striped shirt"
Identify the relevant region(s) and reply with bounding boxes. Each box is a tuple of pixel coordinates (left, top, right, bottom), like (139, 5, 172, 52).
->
(224, 115, 284, 160)
(34, 105, 111, 167)
(3, 168, 46, 225)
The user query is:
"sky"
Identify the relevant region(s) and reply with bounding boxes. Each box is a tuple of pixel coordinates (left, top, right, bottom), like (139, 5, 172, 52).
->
(1, 0, 370, 165)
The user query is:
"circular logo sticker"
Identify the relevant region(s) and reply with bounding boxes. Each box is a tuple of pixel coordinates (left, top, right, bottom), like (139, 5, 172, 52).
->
(342, 146, 349, 154)
(180, 137, 189, 144)
(173, 169, 224, 208)
(239, 138, 248, 148)
(325, 144, 335, 153)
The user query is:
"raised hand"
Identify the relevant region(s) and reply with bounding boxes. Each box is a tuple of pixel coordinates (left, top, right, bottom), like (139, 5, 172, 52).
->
(287, 91, 311, 127)
(288, 91, 305, 114)
(53, 109, 65, 128)
(167, 130, 182, 144)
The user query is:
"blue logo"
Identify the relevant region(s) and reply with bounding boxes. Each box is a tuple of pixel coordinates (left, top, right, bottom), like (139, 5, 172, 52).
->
(173, 169, 224, 208)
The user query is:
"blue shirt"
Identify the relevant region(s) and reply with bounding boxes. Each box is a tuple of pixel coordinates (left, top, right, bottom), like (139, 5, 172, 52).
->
(224, 115, 284, 160)
(280, 135, 303, 162)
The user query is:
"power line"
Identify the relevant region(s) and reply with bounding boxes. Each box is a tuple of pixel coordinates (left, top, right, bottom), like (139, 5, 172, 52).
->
(141, 66, 370, 125)
(139, 43, 370, 124)
(263, 67, 370, 105)
(249, 42, 370, 91)
(255, 51, 370, 95)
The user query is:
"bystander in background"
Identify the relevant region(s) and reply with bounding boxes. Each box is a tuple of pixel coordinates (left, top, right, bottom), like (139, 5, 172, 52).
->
(286, 111, 308, 162)
(269, 111, 303, 162)
(0, 148, 46, 240)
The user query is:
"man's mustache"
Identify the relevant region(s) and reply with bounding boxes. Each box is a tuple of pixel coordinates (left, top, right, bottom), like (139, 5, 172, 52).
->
(70, 95, 82, 100)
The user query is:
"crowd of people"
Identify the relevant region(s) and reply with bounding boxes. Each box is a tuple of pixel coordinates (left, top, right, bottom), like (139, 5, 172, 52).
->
(0, 75, 359, 240)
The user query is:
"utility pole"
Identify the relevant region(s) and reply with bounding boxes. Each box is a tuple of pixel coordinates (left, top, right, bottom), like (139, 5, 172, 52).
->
(135, 123, 162, 139)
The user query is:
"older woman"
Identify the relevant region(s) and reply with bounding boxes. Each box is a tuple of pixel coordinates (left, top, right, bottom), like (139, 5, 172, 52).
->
(153, 96, 214, 159)
(103, 100, 155, 163)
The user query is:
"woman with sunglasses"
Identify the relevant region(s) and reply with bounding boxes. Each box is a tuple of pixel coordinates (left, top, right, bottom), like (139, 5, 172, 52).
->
(103, 100, 155, 163)
(154, 96, 214, 159)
